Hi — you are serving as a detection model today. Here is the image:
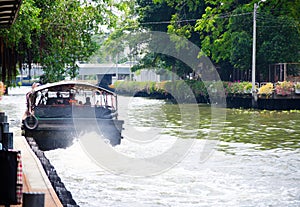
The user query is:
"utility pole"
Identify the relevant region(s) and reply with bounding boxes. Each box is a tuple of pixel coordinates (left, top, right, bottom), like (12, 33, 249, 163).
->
(252, 0, 266, 108)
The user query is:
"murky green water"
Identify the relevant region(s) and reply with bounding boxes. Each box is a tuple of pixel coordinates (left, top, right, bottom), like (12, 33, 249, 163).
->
(124, 98, 300, 151)
(2, 89, 300, 206)
(220, 108, 300, 151)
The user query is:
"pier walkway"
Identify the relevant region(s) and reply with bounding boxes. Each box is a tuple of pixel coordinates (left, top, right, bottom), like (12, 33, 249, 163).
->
(0, 135, 62, 207)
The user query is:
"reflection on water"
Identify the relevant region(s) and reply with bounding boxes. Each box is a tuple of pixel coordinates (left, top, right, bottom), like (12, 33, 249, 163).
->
(221, 109, 300, 151)
(124, 97, 299, 151)
(1, 90, 300, 207)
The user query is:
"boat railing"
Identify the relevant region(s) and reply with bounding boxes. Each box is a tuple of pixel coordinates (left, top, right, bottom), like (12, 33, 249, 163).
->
(34, 104, 116, 119)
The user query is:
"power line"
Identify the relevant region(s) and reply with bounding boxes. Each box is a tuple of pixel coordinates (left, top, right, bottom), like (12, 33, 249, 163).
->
(139, 11, 252, 25)
(137, 11, 299, 27)
(139, 19, 198, 25)
(257, 24, 300, 28)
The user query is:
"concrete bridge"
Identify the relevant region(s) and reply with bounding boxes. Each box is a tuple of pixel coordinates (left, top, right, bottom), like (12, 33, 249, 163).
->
(78, 63, 133, 86)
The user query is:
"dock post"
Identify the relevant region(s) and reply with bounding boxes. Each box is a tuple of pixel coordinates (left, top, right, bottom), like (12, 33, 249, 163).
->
(22, 192, 45, 207)
(0, 112, 8, 122)
(0, 112, 11, 149)
(2, 132, 13, 149)
(0, 112, 8, 142)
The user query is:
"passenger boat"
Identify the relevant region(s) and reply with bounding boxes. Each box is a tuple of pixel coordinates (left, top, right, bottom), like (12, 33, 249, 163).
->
(21, 81, 124, 150)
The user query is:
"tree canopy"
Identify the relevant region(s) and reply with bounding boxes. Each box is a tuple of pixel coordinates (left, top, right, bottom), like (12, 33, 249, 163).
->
(124, 0, 300, 81)
(0, 0, 117, 83)
(0, 0, 299, 83)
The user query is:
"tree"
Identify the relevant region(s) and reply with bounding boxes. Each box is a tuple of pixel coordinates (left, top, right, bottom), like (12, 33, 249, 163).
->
(33, 0, 108, 82)
(107, 0, 300, 82)
(0, 0, 41, 85)
(131, 0, 206, 79)
(0, 0, 118, 83)
(194, 0, 300, 81)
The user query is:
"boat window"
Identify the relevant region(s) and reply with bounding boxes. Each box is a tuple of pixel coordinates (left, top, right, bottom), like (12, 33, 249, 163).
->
(32, 85, 117, 110)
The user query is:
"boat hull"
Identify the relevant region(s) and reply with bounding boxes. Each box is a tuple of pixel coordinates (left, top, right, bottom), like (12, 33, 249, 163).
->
(22, 118, 124, 151)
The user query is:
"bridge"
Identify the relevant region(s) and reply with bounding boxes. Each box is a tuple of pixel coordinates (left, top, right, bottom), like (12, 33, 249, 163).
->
(78, 63, 133, 86)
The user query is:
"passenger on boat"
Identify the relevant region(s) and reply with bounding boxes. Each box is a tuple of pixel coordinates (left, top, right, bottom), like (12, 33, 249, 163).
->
(84, 97, 91, 106)
(68, 93, 78, 105)
(22, 82, 40, 120)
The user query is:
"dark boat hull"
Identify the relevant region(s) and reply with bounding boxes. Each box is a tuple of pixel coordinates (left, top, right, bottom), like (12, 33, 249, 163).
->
(22, 118, 124, 151)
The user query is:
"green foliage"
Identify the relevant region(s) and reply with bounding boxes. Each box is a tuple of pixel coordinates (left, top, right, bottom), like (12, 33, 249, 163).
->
(0, 0, 41, 47)
(230, 31, 252, 70)
(137, 0, 174, 32)
(1, 0, 299, 84)
(186, 80, 208, 96)
(113, 80, 260, 103)
(223, 81, 251, 94)
(36, 0, 103, 82)
(195, 0, 300, 75)
(132, 0, 200, 79)
(0, 0, 117, 83)
(132, 0, 300, 81)
(114, 80, 209, 101)
(114, 80, 149, 95)
(258, 14, 300, 65)
(114, 80, 291, 102)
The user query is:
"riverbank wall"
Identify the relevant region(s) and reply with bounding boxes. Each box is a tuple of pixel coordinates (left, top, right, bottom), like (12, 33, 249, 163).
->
(121, 90, 300, 110)
(113, 80, 300, 110)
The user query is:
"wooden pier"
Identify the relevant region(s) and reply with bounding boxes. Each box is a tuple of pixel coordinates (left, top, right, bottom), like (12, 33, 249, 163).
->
(0, 112, 62, 207)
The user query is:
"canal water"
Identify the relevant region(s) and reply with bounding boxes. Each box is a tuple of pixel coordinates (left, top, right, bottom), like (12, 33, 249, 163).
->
(2, 86, 300, 206)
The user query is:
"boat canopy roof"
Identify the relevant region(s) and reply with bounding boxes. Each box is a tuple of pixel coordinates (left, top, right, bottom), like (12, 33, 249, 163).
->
(32, 81, 116, 95)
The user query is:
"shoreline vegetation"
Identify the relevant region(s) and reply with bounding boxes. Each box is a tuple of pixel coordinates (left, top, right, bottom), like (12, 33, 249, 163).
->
(112, 80, 300, 110)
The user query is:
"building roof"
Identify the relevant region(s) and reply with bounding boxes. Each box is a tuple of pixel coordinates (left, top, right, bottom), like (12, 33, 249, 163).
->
(0, 0, 22, 27)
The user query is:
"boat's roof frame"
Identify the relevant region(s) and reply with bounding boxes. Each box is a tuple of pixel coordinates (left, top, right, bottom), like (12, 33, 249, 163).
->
(32, 81, 116, 96)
